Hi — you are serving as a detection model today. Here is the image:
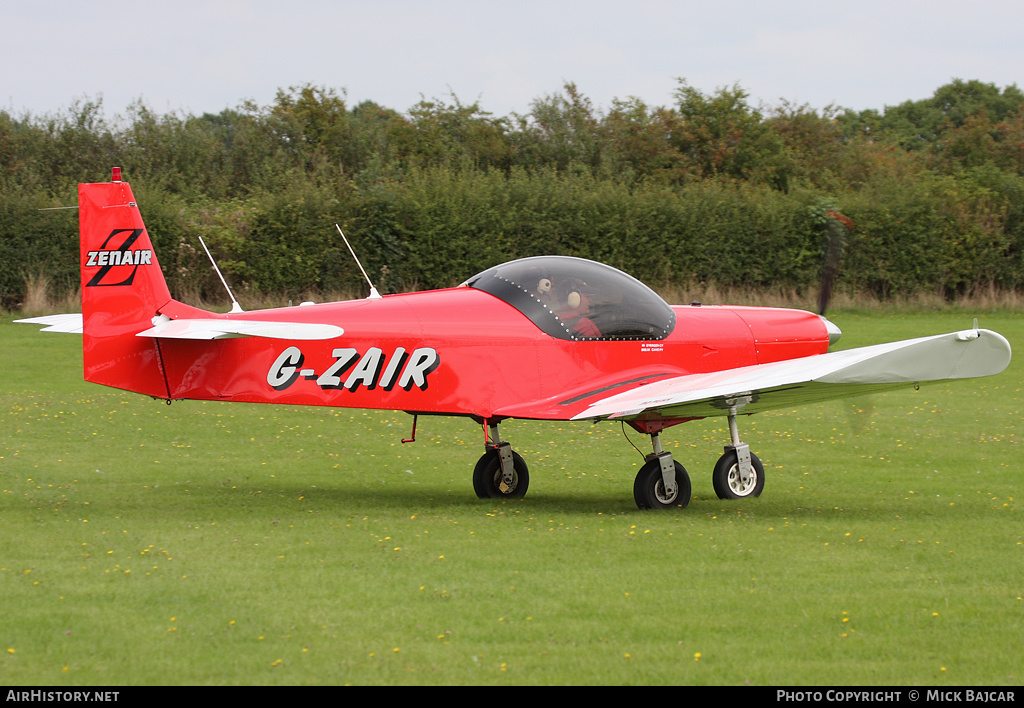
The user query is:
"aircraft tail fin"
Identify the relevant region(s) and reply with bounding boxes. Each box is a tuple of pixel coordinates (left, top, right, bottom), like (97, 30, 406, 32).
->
(79, 169, 174, 398)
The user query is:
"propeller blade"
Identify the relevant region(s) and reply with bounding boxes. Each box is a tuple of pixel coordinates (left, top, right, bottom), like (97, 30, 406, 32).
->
(818, 210, 853, 316)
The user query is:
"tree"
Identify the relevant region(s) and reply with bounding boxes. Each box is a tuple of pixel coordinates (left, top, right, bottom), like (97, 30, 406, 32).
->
(265, 84, 352, 177)
(512, 82, 602, 171)
(599, 97, 686, 182)
(668, 79, 785, 186)
(385, 93, 512, 170)
(869, 79, 1024, 148)
(764, 100, 845, 189)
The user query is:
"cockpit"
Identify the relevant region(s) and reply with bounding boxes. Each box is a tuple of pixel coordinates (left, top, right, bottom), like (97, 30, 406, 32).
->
(462, 256, 676, 341)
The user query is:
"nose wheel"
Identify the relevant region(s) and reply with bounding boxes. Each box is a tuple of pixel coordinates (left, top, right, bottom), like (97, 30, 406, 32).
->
(711, 407, 765, 500)
(712, 448, 765, 499)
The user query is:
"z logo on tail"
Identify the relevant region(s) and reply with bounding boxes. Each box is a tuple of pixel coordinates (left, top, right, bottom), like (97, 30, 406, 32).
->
(85, 228, 153, 287)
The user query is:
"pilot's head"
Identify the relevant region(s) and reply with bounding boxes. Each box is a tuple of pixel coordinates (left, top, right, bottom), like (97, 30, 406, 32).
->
(560, 278, 597, 312)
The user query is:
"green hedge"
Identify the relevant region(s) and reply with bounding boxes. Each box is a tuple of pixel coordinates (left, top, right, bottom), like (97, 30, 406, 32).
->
(4, 79, 1024, 308)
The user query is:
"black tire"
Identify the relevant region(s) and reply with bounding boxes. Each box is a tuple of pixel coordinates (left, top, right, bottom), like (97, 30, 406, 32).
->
(712, 450, 765, 499)
(633, 459, 691, 510)
(472, 449, 530, 499)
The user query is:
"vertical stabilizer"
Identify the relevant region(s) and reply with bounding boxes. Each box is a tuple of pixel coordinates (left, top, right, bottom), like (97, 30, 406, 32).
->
(80, 170, 173, 397)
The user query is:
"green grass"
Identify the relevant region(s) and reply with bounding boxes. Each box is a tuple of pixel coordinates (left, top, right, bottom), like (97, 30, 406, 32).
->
(1, 311, 1021, 685)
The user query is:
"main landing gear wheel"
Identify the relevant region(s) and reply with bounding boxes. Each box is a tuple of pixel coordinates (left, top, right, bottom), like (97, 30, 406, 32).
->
(473, 448, 530, 499)
(712, 450, 765, 500)
(633, 459, 692, 510)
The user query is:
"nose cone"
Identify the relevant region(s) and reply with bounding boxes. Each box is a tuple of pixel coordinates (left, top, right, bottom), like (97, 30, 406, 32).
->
(820, 316, 842, 346)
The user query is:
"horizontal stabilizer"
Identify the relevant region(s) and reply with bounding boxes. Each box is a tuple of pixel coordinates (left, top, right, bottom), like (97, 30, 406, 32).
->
(15, 312, 343, 341)
(136, 316, 344, 341)
(14, 313, 84, 333)
(572, 328, 1012, 422)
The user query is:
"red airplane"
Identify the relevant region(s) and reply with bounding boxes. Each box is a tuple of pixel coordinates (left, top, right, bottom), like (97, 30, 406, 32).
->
(19, 170, 1012, 509)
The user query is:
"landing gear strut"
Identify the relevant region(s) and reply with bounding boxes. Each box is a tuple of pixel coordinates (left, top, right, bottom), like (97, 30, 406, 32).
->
(472, 420, 529, 499)
(633, 431, 691, 509)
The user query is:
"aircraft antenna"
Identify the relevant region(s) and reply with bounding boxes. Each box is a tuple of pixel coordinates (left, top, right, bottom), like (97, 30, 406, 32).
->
(198, 236, 244, 313)
(336, 224, 382, 299)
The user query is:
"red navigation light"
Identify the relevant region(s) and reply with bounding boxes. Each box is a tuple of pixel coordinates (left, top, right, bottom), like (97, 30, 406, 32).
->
(111, 167, 122, 183)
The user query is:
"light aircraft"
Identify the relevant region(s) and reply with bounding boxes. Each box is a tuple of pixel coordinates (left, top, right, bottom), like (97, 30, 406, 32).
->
(18, 169, 1012, 509)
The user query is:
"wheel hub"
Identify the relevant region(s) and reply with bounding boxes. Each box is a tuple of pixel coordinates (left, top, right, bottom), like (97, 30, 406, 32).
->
(496, 471, 517, 494)
(654, 479, 677, 504)
(728, 464, 757, 495)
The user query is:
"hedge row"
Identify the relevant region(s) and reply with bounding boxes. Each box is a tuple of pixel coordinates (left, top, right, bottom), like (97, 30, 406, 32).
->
(3, 79, 1023, 308)
(4, 163, 1021, 308)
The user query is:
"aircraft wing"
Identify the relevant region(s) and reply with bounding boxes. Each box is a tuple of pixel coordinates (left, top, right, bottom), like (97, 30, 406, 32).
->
(571, 327, 1012, 422)
(16, 313, 343, 341)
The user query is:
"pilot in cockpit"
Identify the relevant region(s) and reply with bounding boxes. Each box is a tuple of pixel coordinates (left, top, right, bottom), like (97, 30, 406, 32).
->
(534, 276, 555, 306)
(555, 278, 600, 337)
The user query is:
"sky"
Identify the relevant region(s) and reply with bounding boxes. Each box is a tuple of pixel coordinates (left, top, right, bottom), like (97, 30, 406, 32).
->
(3, 0, 1023, 120)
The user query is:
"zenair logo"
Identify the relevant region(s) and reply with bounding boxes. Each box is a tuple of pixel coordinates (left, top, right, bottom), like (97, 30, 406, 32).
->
(85, 228, 153, 287)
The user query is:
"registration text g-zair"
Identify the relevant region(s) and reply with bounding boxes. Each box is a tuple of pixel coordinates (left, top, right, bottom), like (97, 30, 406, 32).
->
(268, 345, 440, 392)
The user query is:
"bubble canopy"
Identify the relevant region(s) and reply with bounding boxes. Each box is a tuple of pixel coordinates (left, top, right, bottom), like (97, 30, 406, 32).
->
(462, 256, 676, 341)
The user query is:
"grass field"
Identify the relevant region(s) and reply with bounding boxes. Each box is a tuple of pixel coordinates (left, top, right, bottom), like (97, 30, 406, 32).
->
(1, 310, 1021, 686)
